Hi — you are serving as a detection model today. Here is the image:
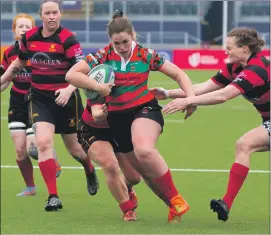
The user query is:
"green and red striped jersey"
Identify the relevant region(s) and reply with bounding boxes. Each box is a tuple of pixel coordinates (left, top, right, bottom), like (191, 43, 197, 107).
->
(84, 41, 165, 111)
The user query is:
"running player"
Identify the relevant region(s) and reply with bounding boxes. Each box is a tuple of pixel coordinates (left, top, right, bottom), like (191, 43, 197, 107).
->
(156, 28, 270, 222)
(0, 13, 61, 196)
(0, 0, 101, 211)
(66, 10, 196, 222)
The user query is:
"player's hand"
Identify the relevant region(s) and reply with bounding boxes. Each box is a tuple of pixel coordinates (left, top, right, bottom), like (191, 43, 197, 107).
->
(163, 98, 197, 118)
(149, 87, 168, 100)
(97, 83, 115, 97)
(102, 103, 108, 115)
(55, 88, 73, 107)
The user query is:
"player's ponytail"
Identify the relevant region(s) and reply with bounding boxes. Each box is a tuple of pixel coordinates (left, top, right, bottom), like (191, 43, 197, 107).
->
(112, 10, 123, 19)
(107, 10, 137, 42)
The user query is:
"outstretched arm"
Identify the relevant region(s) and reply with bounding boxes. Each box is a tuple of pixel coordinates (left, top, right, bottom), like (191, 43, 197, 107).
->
(163, 85, 242, 114)
(0, 58, 26, 85)
(150, 79, 223, 100)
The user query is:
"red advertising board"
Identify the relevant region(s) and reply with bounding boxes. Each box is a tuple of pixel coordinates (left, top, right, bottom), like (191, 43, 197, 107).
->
(173, 49, 270, 70)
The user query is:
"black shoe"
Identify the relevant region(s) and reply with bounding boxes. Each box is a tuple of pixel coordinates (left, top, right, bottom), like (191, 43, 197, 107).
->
(86, 169, 99, 195)
(45, 195, 63, 211)
(210, 199, 229, 222)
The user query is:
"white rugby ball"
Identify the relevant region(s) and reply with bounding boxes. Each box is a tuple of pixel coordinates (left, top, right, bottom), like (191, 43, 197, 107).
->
(83, 64, 115, 100)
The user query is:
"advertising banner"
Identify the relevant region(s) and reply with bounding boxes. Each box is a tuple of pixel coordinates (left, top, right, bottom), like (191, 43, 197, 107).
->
(173, 49, 270, 70)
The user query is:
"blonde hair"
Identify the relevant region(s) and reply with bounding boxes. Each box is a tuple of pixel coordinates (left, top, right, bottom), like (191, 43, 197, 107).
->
(12, 13, 35, 39)
(227, 27, 265, 53)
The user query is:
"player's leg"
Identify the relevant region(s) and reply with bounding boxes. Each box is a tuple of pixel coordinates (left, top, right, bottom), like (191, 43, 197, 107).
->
(90, 141, 136, 221)
(61, 133, 98, 195)
(26, 126, 62, 178)
(59, 90, 98, 195)
(116, 152, 141, 208)
(9, 122, 35, 196)
(8, 92, 35, 196)
(77, 123, 136, 221)
(211, 122, 270, 222)
(131, 117, 189, 222)
(29, 99, 62, 211)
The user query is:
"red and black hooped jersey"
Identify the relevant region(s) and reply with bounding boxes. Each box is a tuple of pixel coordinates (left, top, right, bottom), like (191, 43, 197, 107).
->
(1, 41, 31, 94)
(211, 53, 270, 120)
(19, 26, 84, 92)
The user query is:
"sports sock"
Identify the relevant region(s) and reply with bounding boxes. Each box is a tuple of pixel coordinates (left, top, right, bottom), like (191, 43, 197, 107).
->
(16, 158, 35, 187)
(223, 163, 249, 209)
(151, 169, 179, 201)
(119, 200, 135, 213)
(39, 159, 57, 195)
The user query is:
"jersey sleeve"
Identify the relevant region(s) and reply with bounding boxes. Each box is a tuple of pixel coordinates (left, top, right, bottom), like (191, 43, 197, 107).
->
(211, 63, 233, 87)
(231, 66, 267, 94)
(18, 34, 29, 61)
(63, 35, 84, 65)
(84, 47, 108, 70)
(148, 49, 166, 71)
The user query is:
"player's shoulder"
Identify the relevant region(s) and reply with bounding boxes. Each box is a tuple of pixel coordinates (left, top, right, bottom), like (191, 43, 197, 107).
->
(94, 44, 112, 58)
(58, 26, 77, 43)
(4, 44, 15, 56)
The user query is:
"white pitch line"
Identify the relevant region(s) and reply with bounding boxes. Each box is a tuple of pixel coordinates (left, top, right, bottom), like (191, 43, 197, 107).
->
(1, 165, 270, 173)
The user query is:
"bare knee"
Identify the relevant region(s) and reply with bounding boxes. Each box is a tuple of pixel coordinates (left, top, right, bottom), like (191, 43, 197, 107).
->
(36, 138, 52, 153)
(134, 145, 157, 161)
(236, 137, 253, 158)
(15, 146, 27, 160)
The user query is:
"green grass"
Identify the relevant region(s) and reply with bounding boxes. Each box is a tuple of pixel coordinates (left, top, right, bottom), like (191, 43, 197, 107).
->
(1, 70, 270, 234)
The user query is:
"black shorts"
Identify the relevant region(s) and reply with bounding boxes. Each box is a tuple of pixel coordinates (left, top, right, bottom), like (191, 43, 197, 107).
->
(107, 99, 164, 153)
(8, 89, 31, 129)
(28, 88, 84, 134)
(77, 119, 119, 154)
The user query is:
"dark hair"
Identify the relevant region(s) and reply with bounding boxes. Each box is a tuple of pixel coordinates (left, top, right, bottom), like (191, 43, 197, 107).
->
(227, 27, 265, 53)
(107, 10, 135, 38)
(39, 0, 63, 15)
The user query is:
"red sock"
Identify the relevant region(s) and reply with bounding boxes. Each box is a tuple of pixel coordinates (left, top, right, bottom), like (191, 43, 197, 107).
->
(39, 159, 58, 196)
(16, 158, 35, 187)
(223, 163, 249, 209)
(119, 200, 135, 213)
(151, 169, 178, 201)
(73, 156, 94, 176)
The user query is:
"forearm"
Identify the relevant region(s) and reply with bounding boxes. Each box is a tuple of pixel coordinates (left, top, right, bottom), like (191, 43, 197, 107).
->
(175, 70, 195, 97)
(0, 58, 26, 85)
(0, 81, 11, 92)
(187, 90, 227, 106)
(66, 71, 100, 91)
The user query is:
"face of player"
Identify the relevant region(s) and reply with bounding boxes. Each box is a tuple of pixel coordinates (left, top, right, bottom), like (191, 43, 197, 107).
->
(14, 18, 33, 40)
(40, 1, 62, 32)
(111, 32, 134, 60)
(225, 37, 249, 64)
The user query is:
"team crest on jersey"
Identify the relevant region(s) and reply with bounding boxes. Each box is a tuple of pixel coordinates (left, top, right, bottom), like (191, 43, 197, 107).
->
(69, 118, 76, 128)
(49, 44, 56, 52)
(238, 71, 247, 79)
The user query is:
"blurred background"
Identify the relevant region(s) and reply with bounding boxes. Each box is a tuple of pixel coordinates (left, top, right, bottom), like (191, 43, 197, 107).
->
(1, 0, 270, 49)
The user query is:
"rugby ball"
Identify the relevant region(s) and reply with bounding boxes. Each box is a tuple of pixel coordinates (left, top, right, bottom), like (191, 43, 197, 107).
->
(83, 64, 115, 100)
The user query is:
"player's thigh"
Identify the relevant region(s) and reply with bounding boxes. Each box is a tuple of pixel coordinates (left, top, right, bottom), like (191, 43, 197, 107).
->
(116, 152, 141, 183)
(131, 100, 164, 148)
(237, 123, 270, 152)
(55, 90, 84, 134)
